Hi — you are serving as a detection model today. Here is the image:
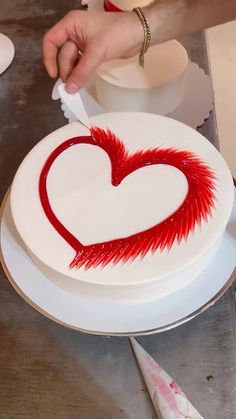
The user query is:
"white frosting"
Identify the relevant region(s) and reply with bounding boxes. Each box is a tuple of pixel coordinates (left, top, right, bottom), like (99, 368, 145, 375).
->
(95, 41, 188, 115)
(28, 237, 222, 304)
(48, 148, 188, 244)
(10, 113, 234, 303)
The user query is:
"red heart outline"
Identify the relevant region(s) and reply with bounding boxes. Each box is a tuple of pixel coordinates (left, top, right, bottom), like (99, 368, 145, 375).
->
(39, 127, 216, 270)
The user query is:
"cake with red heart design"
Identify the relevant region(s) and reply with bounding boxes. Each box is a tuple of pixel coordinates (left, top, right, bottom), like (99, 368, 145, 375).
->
(10, 113, 234, 303)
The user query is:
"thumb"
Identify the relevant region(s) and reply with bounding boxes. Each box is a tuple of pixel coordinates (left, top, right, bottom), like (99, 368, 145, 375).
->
(65, 47, 103, 93)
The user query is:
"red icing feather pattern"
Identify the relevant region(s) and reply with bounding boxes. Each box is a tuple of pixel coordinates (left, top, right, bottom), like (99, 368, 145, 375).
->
(39, 127, 216, 270)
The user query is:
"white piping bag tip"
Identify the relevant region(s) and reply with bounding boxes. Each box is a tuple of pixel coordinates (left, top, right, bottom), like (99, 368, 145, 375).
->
(52, 78, 63, 100)
(57, 83, 91, 129)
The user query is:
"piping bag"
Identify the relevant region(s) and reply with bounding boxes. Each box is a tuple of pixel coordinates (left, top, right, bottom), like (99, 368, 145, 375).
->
(52, 78, 103, 127)
(130, 338, 204, 419)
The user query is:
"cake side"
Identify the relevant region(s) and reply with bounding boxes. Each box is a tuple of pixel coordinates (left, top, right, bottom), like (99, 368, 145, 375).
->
(96, 42, 188, 89)
(95, 41, 188, 114)
(27, 236, 222, 303)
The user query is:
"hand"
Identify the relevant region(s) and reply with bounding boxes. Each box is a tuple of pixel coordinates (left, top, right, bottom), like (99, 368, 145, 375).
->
(43, 10, 143, 93)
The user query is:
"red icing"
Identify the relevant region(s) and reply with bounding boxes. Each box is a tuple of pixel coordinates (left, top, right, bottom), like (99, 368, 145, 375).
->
(150, 373, 182, 415)
(170, 380, 184, 396)
(39, 127, 216, 270)
(104, 0, 123, 11)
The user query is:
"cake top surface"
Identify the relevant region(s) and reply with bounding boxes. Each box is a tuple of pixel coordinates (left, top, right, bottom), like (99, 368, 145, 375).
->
(10, 113, 234, 286)
(96, 41, 188, 89)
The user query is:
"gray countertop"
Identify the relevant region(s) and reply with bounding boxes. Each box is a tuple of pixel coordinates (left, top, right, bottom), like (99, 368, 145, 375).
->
(0, 2, 236, 418)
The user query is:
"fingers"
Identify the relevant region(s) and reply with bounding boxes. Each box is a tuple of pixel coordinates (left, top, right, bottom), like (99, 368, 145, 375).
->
(43, 18, 71, 78)
(66, 47, 103, 93)
(43, 9, 142, 87)
(58, 40, 80, 82)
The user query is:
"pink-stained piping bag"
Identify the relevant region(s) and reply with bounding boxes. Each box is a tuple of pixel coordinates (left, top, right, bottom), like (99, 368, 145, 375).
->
(130, 338, 204, 419)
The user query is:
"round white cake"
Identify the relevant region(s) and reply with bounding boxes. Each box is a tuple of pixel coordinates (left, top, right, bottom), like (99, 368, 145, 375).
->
(95, 41, 188, 115)
(10, 113, 234, 303)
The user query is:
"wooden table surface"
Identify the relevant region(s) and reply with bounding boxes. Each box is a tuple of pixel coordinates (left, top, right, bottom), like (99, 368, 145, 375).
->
(0, 1, 236, 418)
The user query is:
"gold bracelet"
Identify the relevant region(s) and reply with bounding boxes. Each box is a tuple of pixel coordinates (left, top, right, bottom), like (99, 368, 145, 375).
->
(133, 7, 151, 68)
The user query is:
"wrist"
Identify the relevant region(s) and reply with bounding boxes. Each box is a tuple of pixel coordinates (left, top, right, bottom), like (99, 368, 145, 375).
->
(133, 7, 151, 66)
(143, 0, 187, 45)
(117, 11, 145, 57)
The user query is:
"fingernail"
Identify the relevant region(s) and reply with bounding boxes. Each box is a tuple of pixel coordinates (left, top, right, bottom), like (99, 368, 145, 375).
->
(61, 73, 66, 82)
(66, 82, 79, 94)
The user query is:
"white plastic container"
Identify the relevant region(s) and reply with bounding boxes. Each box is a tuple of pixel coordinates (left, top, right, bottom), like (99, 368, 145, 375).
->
(95, 41, 188, 115)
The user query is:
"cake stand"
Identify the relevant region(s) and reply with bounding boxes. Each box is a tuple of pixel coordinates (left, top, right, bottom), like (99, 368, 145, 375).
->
(1, 189, 235, 336)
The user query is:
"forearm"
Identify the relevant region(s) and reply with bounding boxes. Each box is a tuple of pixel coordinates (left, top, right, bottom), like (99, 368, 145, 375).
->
(144, 0, 236, 44)
(43, 0, 236, 90)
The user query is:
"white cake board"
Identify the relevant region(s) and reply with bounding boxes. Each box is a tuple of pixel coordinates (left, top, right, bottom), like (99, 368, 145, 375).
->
(0, 33, 15, 75)
(58, 62, 213, 130)
(169, 62, 213, 128)
(1, 190, 235, 336)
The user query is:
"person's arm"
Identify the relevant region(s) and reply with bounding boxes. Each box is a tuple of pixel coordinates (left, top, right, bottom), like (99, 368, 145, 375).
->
(145, 0, 236, 45)
(43, 0, 236, 93)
